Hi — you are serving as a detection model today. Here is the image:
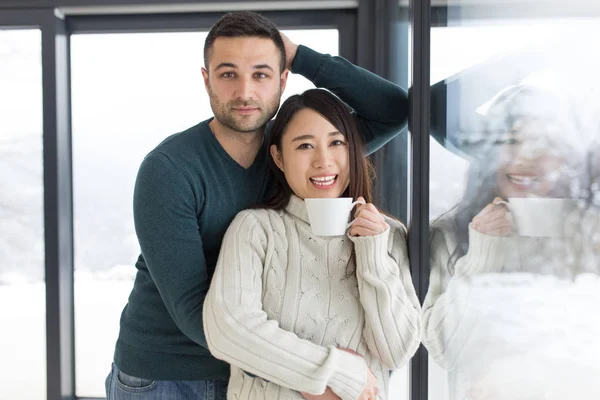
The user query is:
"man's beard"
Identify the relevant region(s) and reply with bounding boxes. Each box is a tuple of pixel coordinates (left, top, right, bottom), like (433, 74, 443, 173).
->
(208, 87, 281, 134)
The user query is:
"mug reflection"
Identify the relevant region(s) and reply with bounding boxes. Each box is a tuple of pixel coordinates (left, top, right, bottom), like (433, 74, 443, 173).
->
(423, 84, 600, 399)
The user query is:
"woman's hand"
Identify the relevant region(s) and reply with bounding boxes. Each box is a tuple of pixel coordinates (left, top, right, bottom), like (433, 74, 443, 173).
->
(471, 197, 515, 237)
(349, 197, 388, 237)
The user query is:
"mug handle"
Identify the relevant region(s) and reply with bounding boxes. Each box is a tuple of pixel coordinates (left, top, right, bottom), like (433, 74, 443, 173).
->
(346, 199, 367, 229)
(494, 200, 510, 210)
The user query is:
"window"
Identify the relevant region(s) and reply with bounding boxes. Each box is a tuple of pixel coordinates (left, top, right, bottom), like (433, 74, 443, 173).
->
(0, 28, 45, 400)
(71, 29, 339, 397)
(427, 14, 600, 400)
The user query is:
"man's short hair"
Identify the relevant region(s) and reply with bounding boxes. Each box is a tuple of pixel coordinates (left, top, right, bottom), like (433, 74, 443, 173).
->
(204, 11, 286, 72)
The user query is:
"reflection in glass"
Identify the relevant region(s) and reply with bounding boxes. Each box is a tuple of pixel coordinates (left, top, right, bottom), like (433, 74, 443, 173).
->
(71, 29, 339, 397)
(0, 29, 45, 400)
(426, 13, 600, 400)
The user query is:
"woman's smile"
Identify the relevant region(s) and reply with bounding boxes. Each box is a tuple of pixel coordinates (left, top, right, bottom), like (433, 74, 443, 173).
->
(309, 174, 338, 189)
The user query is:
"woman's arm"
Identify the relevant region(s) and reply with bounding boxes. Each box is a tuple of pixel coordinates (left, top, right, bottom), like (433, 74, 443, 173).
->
(422, 221, 515, 369)
(350, 219, 422, 370)
(203, 210, 369, 400)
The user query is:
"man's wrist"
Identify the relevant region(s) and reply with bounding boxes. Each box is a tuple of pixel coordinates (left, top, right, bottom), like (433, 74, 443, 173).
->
(287, 44, 298, 70)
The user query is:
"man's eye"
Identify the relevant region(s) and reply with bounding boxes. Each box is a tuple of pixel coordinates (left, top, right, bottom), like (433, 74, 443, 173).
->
(221, 72, 235, 79)
(255, 72, 268, 79)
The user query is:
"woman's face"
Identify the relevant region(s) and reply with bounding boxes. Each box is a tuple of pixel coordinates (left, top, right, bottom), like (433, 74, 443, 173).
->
(496, 120, 566, 198)
(270, 108, 350, 200)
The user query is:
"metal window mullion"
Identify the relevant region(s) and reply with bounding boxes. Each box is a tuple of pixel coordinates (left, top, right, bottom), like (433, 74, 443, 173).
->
(335, 9, 357, 63)
(42, 9, 75, 400)
(409, 0, 431, 399)
(66, 9, 355, 33)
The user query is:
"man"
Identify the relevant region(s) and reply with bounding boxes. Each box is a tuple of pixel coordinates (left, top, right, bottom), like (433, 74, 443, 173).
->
(105, 11, 408, 400)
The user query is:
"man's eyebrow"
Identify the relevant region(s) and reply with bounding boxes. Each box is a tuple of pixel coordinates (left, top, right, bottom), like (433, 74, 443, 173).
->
(214, 63, 275, 72)
(214, 62, 237, 70)
(291, 131, 342, 142)
(254, 64, 275, 72)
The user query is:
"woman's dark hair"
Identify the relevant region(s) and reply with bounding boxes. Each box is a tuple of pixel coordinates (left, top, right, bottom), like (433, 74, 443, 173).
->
(261, 88, 374, 209)
(204, 11, 286, 72)
(440, 84, 578, 272)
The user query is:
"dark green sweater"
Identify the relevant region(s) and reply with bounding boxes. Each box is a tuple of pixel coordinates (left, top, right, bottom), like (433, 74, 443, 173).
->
(114, 45, 409, 381)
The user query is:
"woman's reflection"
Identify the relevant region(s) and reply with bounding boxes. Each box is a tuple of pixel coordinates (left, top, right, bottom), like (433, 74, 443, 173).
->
(422, 84, 600, 399)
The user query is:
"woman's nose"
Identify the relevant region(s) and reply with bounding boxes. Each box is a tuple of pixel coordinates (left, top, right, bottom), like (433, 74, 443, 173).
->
(312, 149, 333, 168)
(516, 138, 551, 160)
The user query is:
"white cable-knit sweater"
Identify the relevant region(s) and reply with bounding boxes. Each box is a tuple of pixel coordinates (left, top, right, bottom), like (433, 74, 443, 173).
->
(422, 215, 595, 400)
(203, 195, 422, 400)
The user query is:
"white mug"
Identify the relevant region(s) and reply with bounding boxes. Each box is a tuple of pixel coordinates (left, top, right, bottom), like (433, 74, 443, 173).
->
(495, 197, 574, 238)
(304, 197, 366, 236)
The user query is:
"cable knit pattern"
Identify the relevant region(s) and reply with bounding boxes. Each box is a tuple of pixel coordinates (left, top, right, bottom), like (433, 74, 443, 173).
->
(422, 214, 578, 399)
(203, 195, 421, 400)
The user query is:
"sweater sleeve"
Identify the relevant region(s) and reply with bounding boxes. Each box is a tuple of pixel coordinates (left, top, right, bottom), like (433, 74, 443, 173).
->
(349, 219, 422, 370)
(291, 45, 408, 155)
(133, 151, 210, 348)
(422, 222, 516, 368)
(203, 211, 368, 400)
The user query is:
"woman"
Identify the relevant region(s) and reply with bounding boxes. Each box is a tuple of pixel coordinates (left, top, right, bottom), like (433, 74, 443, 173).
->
(203, 89, 421, 400)
(422, 84, 593, 399)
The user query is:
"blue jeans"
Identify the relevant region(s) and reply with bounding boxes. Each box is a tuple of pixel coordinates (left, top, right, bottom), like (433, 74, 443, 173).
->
(105, 363, 228, 400)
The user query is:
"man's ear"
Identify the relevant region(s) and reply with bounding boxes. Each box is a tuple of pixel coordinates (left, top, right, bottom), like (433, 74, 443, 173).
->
(201, 67, 210, 90)
(270, 144, 284, 171)
(280, 69, 289, 93)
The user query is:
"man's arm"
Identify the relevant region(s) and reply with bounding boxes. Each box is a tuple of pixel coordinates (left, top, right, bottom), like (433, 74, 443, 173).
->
(282, 34, 408, 155)
(133, 150, 209, 348)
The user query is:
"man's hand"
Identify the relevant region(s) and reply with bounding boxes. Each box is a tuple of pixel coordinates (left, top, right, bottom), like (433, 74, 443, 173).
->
(280, 32, 298, 71)
(300, 371, 379, 400)
(358, 368, 379, 400)
(301, 388, 340, 400)
(301, 348, 379, 400)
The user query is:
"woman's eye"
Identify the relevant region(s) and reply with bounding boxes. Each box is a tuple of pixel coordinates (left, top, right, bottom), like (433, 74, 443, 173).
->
(495, 137, 519, 145)
(297, 143, 313, 149)
(331, 140, 346, 146)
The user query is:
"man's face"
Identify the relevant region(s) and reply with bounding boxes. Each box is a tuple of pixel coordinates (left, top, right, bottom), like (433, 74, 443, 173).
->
(202, 36, 288, 134)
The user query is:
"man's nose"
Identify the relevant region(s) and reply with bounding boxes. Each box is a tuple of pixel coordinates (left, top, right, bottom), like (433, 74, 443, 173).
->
(235, 76, 254, 100)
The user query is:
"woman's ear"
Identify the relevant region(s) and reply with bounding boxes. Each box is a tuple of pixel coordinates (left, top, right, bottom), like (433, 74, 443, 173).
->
(270, 144, 284, 171)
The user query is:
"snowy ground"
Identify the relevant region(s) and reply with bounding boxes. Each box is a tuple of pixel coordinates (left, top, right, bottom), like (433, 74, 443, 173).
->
(0, 277, 411, 399)
(0, 277, 132, 399)
(431, 273, 600, 399)
(5, 272, 597, 400)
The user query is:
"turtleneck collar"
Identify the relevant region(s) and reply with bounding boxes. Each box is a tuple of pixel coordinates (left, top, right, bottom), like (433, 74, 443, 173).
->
(284, 194, 310, 224)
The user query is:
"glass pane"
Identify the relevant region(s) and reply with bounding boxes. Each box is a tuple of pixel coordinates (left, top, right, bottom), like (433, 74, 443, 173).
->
(71, 29, 339, 397)
(427, 7, 600, 400)
(0, 29, 45, 400)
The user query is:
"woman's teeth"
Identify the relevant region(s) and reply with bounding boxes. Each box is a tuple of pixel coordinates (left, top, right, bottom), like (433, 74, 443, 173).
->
(507, 174, 537, 185)
(310, 175, 337, 186)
